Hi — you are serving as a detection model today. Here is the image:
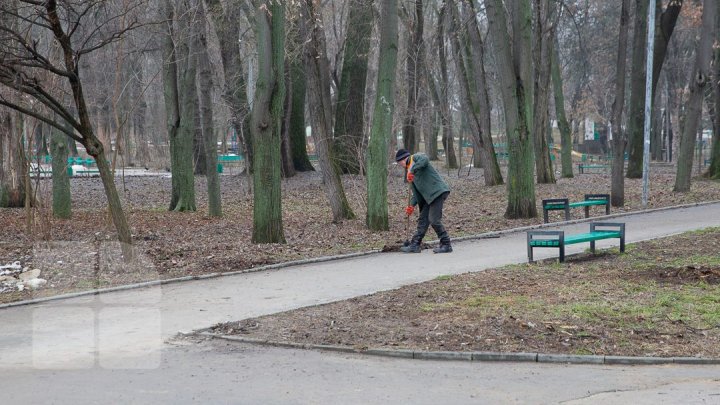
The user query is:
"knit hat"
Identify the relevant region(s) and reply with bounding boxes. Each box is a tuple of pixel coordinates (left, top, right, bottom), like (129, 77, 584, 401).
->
(395, 149, 411, 162)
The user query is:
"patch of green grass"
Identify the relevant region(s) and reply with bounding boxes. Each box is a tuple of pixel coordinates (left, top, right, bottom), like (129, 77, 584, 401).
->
(434, 275, 452, 281)
(666, 255, 720, 268)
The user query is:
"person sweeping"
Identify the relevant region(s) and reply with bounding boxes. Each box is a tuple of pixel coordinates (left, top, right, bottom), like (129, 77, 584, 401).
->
(395, 149, 452, 253)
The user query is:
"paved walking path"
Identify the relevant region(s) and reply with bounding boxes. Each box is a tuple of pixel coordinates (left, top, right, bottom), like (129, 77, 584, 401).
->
(1, 203, 720, 403)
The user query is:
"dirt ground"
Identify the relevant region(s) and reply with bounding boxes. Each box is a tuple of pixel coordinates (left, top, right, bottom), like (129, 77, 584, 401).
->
(1, 162, 719, 304)
(212, 228, 720, 358)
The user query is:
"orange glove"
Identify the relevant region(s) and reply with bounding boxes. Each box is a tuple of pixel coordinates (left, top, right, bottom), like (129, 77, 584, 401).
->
(405, 206, 415, 216)
(406, 172, 415, 182)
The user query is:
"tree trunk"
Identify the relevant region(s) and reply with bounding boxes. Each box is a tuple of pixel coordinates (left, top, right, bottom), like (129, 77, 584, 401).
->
(334, 0, 373, 174)
(50, 120, 71, 218)
(402, 0, 424, 154)
(533, 0, 556, 184)
(366, 0, 398, 231)
(674, 0, 716, 191)
(162, 0, 181, 209)
(705, 6, 720, 179)
(288, 53, 314, 172)
(0, 110, 26, 208)
(610, 0, 632, 207)
(486, 0, 537, 219)
(626, 0, 650, 179)
(449, 0, 502, 186)
(280, 57, 296, 178)
(251, 1, 286, 243)
(551, 36, 573, 178)
(168, 0, 197, 212)
(301, 0, 355, 223)
(196, 0, 222, 217)
(436, 1, 457, 170)
(205, 0, 253, 172)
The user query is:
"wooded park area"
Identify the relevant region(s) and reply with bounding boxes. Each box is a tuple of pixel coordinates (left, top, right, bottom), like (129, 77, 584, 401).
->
(1, 0, 719, 249)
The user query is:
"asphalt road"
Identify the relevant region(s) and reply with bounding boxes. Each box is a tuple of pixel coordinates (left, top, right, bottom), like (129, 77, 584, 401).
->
(1, 203, 720, 403)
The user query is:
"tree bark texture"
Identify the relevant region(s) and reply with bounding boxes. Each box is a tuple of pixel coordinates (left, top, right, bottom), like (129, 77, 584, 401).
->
(169, 0, 197, 212)
(251, 1, 286, 243)
(366, 0, 398, 231)
(334, 0, 373, 174)
(551, 36, 573, 178)
(301, 0, 355, 223)
(0, 110, 26, 208)
(610, 0, 632, 207)
(449, 0, 502, 186)
(532, 0, 556, 184)
(674, 0, 716, 191)
(626, 0, 649, 178)
(196, 0, 222, 217)
(50, 121, 71, 218)
(486, 0, 537, 218)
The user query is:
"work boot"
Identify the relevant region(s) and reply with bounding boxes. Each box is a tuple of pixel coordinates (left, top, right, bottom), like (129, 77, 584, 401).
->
(433, 243, 453, 254)
(400, 242, 422, 253)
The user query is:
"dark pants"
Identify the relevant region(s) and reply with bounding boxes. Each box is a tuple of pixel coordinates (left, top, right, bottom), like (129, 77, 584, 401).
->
(412, 191, 450, 245)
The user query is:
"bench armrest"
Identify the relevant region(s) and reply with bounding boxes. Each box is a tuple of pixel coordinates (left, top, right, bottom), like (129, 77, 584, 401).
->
(527, 230, 565, 262)
(589, 222, 625, 252)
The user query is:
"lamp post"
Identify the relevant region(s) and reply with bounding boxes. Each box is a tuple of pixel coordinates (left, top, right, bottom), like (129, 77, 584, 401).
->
(642, 0, 657, 208)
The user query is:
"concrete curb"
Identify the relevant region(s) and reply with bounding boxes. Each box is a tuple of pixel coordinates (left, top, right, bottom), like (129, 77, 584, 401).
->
(1, 200, 719, 310)
(198, 332, 720, 366)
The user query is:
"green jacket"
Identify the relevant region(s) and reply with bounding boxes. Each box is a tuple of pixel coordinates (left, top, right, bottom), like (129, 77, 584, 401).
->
(407, 153, 450, 206)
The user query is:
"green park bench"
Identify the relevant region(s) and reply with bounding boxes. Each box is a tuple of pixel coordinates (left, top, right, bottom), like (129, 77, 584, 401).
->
(527, 222, 626, 262)
(541, 193, 610, 223)
(217, 154, 243, 173)
(577, 163, 608, 174)
(73, 169, 100, 177)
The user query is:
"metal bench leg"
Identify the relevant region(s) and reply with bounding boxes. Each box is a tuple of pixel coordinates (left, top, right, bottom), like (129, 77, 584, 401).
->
(564, 206, 570, 221)
(584, 206, 590, 218)
(559, 244, 565, 263)
(527, 233, 534, 262)
(590, 240, 596, 254)
(605, 202, 610, 215)
(543, 209, 549, 224)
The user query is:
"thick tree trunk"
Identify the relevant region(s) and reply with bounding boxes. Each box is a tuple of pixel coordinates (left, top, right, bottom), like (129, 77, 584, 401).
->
(366, 0, 398, 231)
(196, 0, 222, 217)
(610, 0, 632, 207)
(551, 37, 573, 179)
(486, 0, 537, 219)
(705, 8, 720, 179)
(301, 0, 355, 223)
(169, 0, 197, 212)
(334, 0, 373, 174)
(0, 110, 26, 208)
(626, 0, 649, 179)
(50, 121, 71, 218)
(251, 1, 286, 243)
(533, 0, 556, 184)
(674, 0, 716, 191)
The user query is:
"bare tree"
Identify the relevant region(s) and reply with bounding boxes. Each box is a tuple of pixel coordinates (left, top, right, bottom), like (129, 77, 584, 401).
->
(610, 0, 632, 207)
(300, 0, 355, 223)
(0, 0, 149, 244)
